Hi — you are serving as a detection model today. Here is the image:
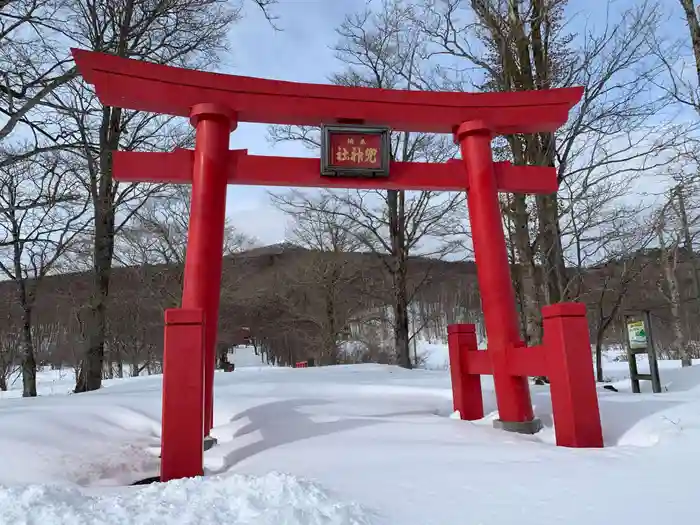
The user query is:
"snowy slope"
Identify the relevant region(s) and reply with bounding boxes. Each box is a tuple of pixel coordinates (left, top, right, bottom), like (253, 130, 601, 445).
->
(231, 345, 270, 368)
(1, 355, 700, 524)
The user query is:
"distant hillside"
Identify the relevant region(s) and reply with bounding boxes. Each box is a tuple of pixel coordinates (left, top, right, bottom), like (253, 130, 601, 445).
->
(0, 243, 697, 369)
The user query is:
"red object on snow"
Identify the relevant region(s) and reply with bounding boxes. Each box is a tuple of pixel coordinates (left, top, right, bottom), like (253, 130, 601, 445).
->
(70, 47, 600, 482)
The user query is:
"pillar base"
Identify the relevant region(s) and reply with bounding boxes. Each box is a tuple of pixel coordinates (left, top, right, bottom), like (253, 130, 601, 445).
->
(203, 435, 218, 451)
(493, 418, 543, 435)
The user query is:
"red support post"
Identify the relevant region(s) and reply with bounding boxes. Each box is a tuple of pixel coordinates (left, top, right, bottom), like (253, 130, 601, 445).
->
(456, 121, 535, 425)
(181, 103, 236, 436)
(447, 324, 484, 420)
(70, 48, 597, 454)
(543, 303, 604, 448)
(161, 308, 205, 481)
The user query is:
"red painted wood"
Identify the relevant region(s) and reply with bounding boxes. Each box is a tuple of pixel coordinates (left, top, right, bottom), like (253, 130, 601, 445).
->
(161, 308, 205, 481)
(457, 121, 535, 424)
(71, 48, 582, 134)
(112, 150, 558, 194)
(465, 350, 493, 376)
(446, 304, 604, 448)
(70, 47, 601, 456)
(113, 149, 194, 184)
(179, 105, 234, 436)
(447, 324, 484, 420)
(543, 303, 604, 447)
(506, 344, 549, 377)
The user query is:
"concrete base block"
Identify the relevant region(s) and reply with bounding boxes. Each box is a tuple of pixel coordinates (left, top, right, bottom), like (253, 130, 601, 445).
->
(493, 418, 543, 435)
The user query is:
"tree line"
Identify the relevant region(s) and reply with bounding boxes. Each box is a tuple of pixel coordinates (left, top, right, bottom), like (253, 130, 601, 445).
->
(0, 240, 698, 390)
(3, 0, 700, 396)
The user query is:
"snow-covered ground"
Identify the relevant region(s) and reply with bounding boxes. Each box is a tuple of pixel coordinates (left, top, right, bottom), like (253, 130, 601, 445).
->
(1, 345, 700, 524)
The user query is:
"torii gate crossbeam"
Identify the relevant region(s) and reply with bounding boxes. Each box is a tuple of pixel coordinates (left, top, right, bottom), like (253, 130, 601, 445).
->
(71, 48, 603, 483)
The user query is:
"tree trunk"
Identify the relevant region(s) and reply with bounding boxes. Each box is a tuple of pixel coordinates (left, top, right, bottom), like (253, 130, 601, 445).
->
(75, 252, 111, 391)
(0, 376, 7, 391)
(661, 244, 692, 366)
(105, 345, 114, 379)
(511, 193, 543, 344)
(595, 342, 604, 383)
(530, 1, 569, 304)
(388, 189, 412, 369)
(506, 206, 529, 340)
(21, 305, 37, 397)
(324, 273, 339, 365)
(12, 232, 38, 397)
(679, 0, 700, 91)
(669, 301, 688, 366)
(393, 269, 411, 368)
(75, 106, 120, 393)
(676, 185, 700, 341)
(536, 192, 567, 303)
(595, 331, 605, 383)
(593, 280, 629, 382)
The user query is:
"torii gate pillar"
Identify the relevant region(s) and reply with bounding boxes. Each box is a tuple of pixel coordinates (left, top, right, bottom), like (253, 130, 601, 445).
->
(181, 103, 236, 440)
(160, 104, 235, 480)
(456, 121, 534, 424)
(69, 47, 604, 482)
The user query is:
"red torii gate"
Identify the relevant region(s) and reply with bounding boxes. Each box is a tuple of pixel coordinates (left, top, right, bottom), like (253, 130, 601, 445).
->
(71, 48, 604, 482)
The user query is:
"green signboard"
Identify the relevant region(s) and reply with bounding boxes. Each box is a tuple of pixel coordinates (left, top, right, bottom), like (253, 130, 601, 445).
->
(627, 320, 647, 350)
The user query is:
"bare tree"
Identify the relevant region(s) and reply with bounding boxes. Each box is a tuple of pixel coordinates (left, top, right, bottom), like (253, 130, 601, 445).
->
(111, 185, 257, 373)
(49, 0, 257, 392)
(0, 153, 88, 396)
(116, 185, 256, 302)
(117, 186, 256, 267)
(674, 182, 700, 328)
(561, 174, 653, 380)
(654, 187, 695, 366)
(584, 213, 656, 381)
(270, 191, 371, 364)
(651, 0, 700, 115)
(104, 280, 163, 378)
(416, 0, 677, 347)
(559, 169, 645, 299)
(0, 326, 20, 391)
(269, 2, 467, 368)
(679, 0, 700, 89)
(0, 0, 76, 167)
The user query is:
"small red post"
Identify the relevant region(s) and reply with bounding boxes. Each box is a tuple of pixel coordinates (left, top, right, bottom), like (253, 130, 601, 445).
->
(456, 121, 534, 424)
(543, 303, 604, 448)
(181, 103, 236, 436)
(161, 308, 205, 481)
(447, 324, 484, 420)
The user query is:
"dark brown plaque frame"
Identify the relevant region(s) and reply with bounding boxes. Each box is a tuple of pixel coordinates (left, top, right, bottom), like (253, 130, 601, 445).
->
(320, 124, 392, 178)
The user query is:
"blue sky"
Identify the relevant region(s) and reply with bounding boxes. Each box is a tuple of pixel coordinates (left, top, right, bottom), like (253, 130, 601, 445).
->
(216, 0, 695, 246)
(220, 0, 366, 244)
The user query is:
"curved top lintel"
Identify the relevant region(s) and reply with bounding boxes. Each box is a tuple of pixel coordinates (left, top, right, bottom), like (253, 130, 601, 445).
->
(71, 48, 583, 135)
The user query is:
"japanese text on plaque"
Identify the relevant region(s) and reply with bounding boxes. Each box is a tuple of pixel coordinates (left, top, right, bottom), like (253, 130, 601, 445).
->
(335, 137, 379, 165)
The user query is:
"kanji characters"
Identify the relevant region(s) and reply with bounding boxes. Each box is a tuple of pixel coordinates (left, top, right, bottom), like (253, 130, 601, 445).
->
(364, 147, 378, 164)
(336, 147, 350, 162)
(350, 146, 364, 162)
(334, 137, 381, 166)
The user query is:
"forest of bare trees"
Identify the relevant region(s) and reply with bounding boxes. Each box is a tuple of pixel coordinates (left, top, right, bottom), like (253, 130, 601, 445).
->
(3, 0, 700, 396)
